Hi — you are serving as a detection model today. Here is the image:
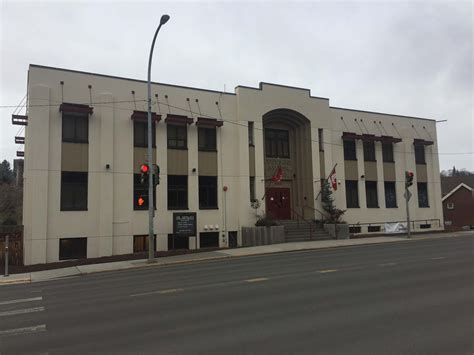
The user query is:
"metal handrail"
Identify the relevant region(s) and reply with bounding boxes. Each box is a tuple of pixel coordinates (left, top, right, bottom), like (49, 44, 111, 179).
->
(289, 206, 315, 240)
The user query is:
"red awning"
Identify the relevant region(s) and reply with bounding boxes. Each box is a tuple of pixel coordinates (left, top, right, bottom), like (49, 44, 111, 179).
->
(60, 102, 93, 115)
(16, 151, 24, 157)
(361, 134, 379, 142)
(413, 138, 433, 146)
(130, 110, 161, 122)
(196, 117, 224, 127)
(381, 135, 402, 143)
(342, 131, 361, 140)
(12, 115, 28, 126)
(165, 114, 193, 125)
(15, 136, 25, 144)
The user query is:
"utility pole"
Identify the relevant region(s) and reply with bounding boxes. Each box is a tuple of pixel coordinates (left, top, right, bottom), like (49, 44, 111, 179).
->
(146, 15, 170, 263)
(405, 171, 414, 238)
(4, 235, 9, 277)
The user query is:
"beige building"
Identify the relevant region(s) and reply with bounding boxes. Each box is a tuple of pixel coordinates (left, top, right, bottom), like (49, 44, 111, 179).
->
(16, 64, 443, 265)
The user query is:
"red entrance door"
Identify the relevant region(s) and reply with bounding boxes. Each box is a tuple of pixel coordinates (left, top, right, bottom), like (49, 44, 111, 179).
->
(265, 188, 291, 220)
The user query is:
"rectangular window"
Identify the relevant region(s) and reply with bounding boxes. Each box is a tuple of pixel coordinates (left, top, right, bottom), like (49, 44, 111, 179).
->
(349, 226, 361, 234)
(133, 235, 156, 253)
(133, 173, 156, 210)
(198, 127, 217, 151)
(62, 113, 88, 143)
(59, 237, 87, 260)
(384, 181, 397, 208)
(167, 125, 187, 149)
(134, 121, 156, 148)
(318, 128, 324, 152)
(420, 224, 431, 229)
(446, 202, 454, 210)
(363, 141, 376, 161)
(248, 122, 254, 146)
(168, 175, 188, 210)
(228, 231, 238, 248)
(415, 145, 426, 164)
(365, 181, 379, 208)
(199, 176, 218, 209)
(61, 171, 88, 211)
(200, 232, 219, 248)
(343, 140, 357, 160)
(345, 180, 359, 208)
(382, 143, 394, 162)
(249, 176, 255, 201)
(265, 129, 290, 158)
(418, 182, 429, 207)
(368, 226, 381, 232)
(168, 234, 189, 250)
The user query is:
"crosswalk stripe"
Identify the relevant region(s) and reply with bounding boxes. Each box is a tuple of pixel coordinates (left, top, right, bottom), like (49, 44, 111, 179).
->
(0, 324, 46, 337)
(0, 297, 42, 306)
(0, 306, 45, 317)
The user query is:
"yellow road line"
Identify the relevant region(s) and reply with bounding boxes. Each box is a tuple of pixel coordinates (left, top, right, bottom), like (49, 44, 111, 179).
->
(245, 277, 268, 283)
(318, 269, 338, 273)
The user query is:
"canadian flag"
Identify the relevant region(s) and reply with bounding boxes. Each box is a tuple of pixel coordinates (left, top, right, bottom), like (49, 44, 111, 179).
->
(272, 166, 283, 183)
(328, 166, 337, 190)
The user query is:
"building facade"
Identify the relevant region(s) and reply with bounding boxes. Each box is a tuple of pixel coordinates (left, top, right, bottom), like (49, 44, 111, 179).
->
(441, 177, 474, 230)
(18, 65, 443, 265)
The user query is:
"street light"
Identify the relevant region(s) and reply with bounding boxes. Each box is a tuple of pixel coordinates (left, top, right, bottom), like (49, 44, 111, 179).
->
(147, 14, 170, 263)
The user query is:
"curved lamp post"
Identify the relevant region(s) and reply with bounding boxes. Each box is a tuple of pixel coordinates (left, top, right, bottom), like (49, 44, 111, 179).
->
(147, 14, 170, 263)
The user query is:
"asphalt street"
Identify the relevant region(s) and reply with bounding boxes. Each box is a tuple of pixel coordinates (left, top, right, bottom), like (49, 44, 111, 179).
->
(0, 235, 473, 355)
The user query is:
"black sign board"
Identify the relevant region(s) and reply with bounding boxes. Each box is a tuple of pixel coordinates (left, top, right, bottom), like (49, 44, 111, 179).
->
(173, 212, 197, 236)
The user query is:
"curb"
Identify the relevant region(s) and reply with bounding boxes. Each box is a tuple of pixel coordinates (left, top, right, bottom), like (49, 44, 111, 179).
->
(0, 278, 31, 285)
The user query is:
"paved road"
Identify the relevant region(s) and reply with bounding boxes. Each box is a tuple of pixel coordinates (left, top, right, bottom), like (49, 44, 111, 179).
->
(0, 235, 473, 354)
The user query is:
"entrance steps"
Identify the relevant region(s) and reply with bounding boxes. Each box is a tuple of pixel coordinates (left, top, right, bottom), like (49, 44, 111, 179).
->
(278, 220, 332, 243)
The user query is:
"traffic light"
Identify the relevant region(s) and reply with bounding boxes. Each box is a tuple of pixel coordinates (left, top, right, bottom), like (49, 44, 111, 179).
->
(153, 164, 160, 186)
(137, 196, 146, 207)
(140, 164, 149, 185)
(405, 171, 414, 188)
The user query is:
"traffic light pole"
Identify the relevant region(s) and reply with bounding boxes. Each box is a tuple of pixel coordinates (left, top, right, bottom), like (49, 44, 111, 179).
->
(146, 15, 170, 263)
(405, 184, 411, 239)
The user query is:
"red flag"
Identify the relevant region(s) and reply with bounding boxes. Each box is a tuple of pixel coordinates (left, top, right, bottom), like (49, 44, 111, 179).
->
(272, 166, 283, 183)
(329, 166, 337, 190)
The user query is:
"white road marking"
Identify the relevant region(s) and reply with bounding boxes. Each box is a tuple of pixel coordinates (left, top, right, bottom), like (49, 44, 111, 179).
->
(0, 324, 46, 337)
(379, 262, 397, 266)
(130, 288, 184, 297)
(0, 297, 42, 306)
(0, 306, 45, 317)
(245, 277, 268, 283)
(318, 269, 338, 273)
(431, 256, 446, 260)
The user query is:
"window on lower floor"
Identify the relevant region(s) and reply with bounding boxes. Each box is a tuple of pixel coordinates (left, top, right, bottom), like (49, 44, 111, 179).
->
(249, 176, 255, 201)
(133, 235, 157, 253)
(363, 141, 376, 161)
(349, 226, 361, 234)
(199, 176, 218, 209)
(368, 226, 381, 232)
(228, 231, 238, 248)
(198, 127, 217, 151)
(168, 175, 188, 210)
(200, 232, 219, 248)
(420, 224, 431, 229)
(418, 182, 429, 207)
(384, 181, 397, 208)
(59, 237, 87, 260)
(61, 171, 88, 211)
(345, 180, 359, 208)
(168, 234, 189, 250)
(343, 140, 357, 160)
(365, 181, 378, 208)
(133, 174, 156, 210)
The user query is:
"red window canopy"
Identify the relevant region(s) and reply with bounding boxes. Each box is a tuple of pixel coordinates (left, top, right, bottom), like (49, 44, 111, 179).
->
(165, 114, 193, 125)
(196, 117, 224, 127)
(342, 131, 402, 143)
(342, 132, 362, 140)
(12, 114, 28, 126)
(15, 136, 25, 144)
(16, 151, 24, 157)
(361, 134, 378, 142)
(60, 102, 93, 115)
(130, 110, 161, 122)
(413, 138, 433, 146)
(381, 135, 402, 143)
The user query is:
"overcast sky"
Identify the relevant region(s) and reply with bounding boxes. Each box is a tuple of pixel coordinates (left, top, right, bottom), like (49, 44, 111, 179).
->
(1, 0, 472, 171)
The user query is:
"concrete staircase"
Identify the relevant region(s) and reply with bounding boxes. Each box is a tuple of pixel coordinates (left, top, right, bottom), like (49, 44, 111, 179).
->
(278, 219, 332, 243)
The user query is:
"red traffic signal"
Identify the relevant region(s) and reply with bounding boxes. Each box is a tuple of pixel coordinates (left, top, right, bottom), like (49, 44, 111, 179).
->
(140, 164, 149, 174)
(137, 196, 145, 206)
(405, 171, 414, 187)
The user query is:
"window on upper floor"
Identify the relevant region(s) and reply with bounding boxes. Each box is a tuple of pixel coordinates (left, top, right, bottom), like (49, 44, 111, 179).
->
(415, 145, 426, 164)
(318, 128, 324, 152)
(265, 129, 289, 158)
(382, 142, 394, 163)
(365, 181, 379, 208)
(167, 125, 187, 149)
(343, 140, 357, 160)
(198, 127, 217, 151)
(134, 121, 156, 148)
(62, 113, 88, 143)
(363, 141, 376, 161)
(61, 171, 88, 211)
(248, 122, 254, 146)
(249, 176, 255, 202)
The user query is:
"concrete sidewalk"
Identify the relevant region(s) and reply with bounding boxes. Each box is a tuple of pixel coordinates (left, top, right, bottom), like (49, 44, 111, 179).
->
(1, 231, 472, 285)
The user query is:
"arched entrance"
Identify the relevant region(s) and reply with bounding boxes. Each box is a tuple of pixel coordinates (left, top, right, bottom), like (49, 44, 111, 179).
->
(263, 109, 314, 220)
